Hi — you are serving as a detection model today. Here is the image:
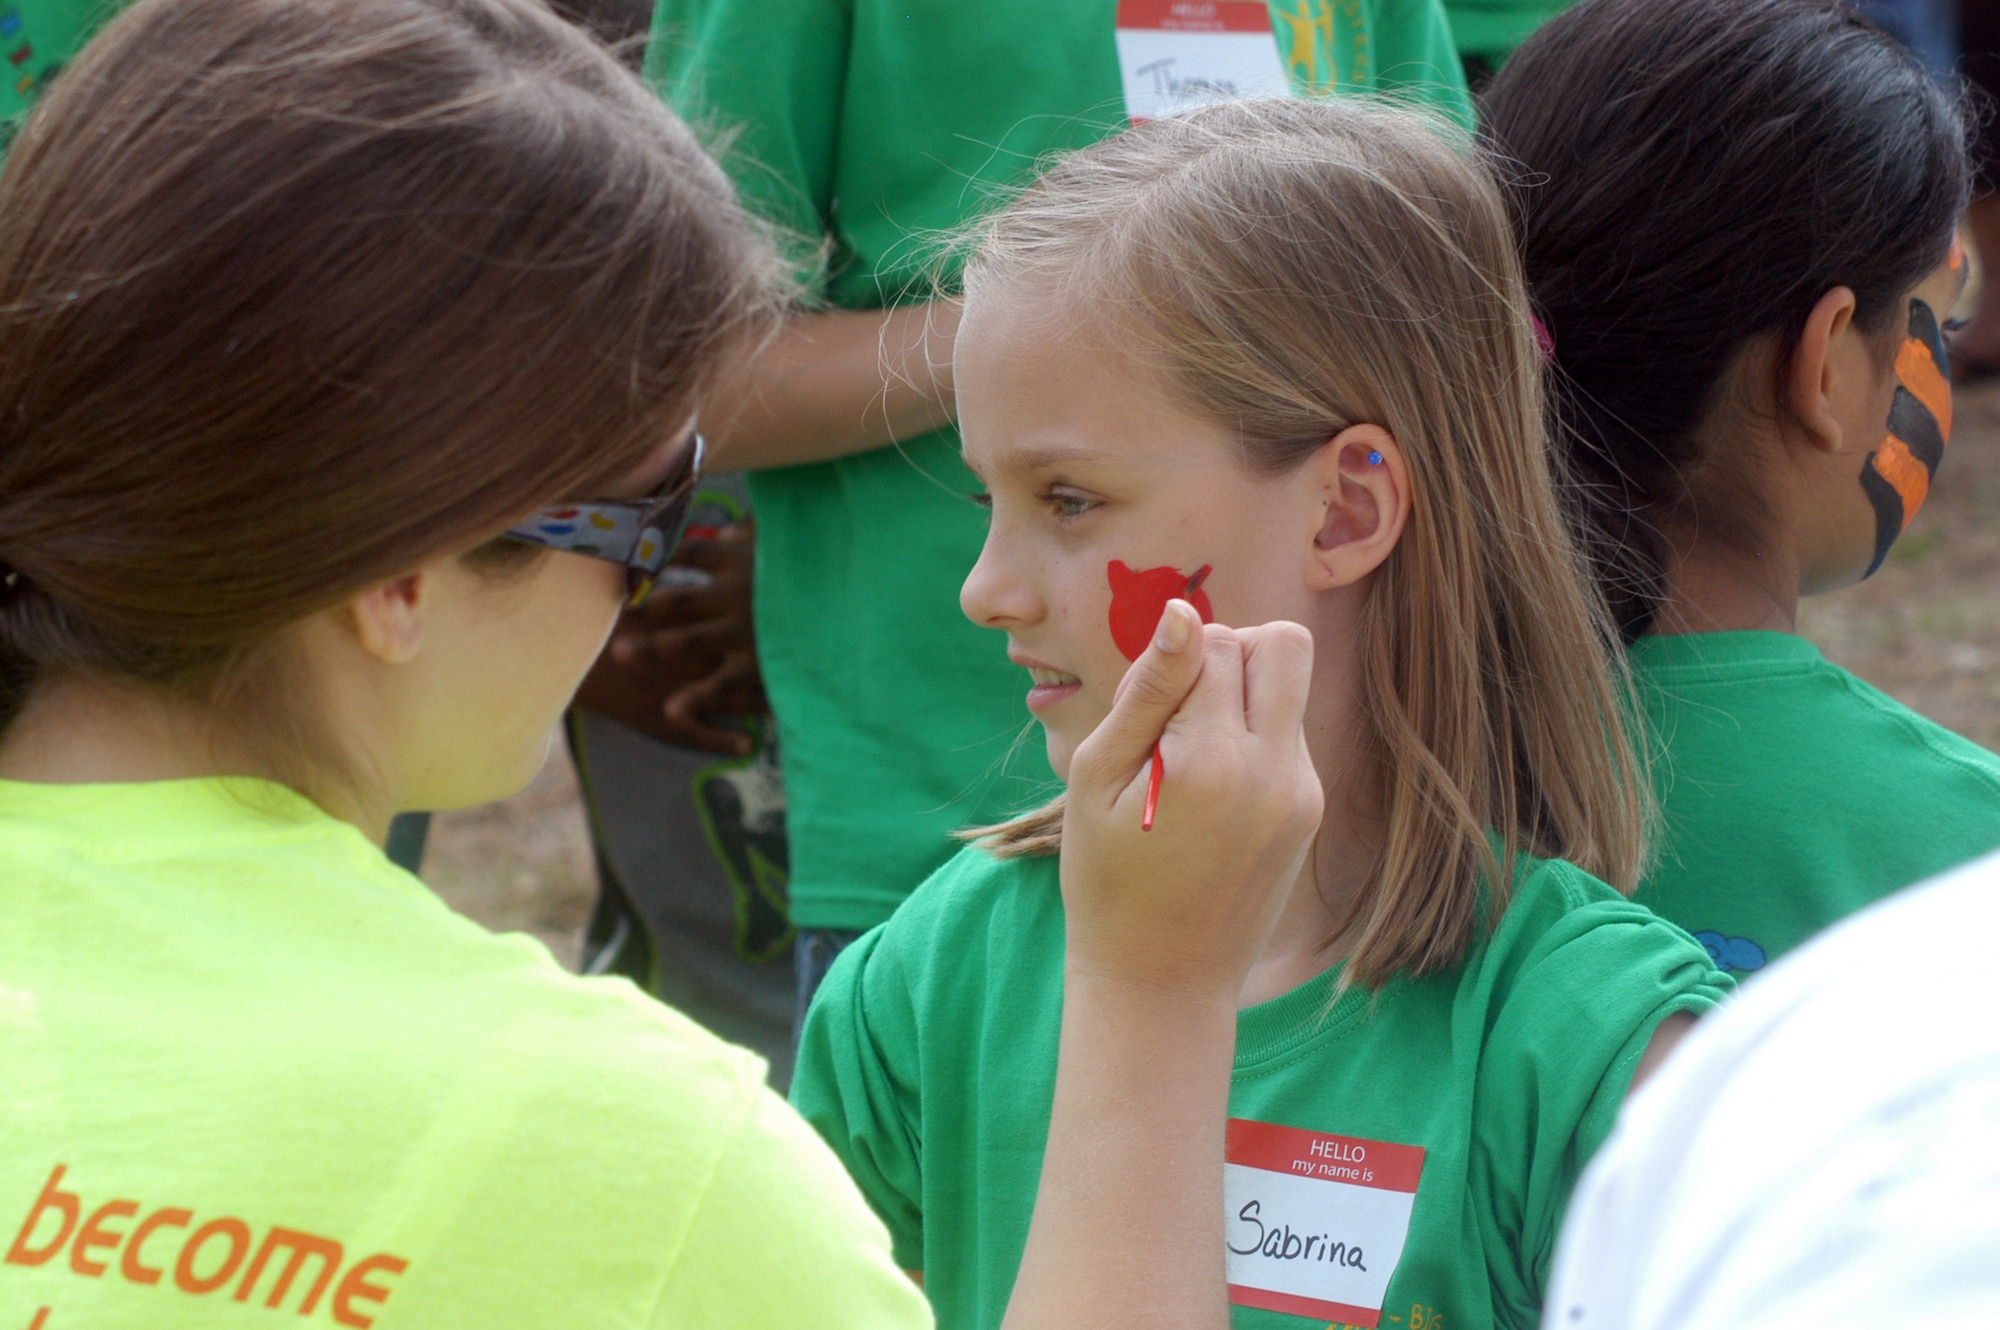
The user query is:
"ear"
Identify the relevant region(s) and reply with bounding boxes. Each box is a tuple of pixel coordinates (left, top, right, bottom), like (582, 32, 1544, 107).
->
(1784, 286, 1864, 455)
(1304, 423, 1410, 590)
(346, 571, 430, 665)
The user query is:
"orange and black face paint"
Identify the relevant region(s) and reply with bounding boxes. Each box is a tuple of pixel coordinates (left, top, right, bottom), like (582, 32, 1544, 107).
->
(1860, 298, 1950, 577)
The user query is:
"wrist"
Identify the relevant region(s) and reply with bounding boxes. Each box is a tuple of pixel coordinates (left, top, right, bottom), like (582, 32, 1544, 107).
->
(1060, 964, 1241, 1036)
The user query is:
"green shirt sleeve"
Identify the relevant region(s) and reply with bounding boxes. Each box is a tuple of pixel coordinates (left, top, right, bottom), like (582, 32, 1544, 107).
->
(790, 926, 929, 1271)
(1367, 0, 1475, 130)
(657, 1076, 934, 1327)
(1468, 888, 1732, 1328)
(645, 0, 850, 281)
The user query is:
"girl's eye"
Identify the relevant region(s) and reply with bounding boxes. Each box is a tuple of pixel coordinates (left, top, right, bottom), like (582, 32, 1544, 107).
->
(1944, 316, 1970, 334)
(1047, 490, 1101, 520)
(969, 491, 993, 510)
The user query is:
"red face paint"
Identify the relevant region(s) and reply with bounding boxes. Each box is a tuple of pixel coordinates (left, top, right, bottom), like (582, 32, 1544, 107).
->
(1107, 561, 1215, 661)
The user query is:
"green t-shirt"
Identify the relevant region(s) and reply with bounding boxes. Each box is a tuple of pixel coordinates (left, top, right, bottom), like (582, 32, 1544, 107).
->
(792, 844, 1728, 1330)
(646, 0, 1471, 931)
(0, 777, 931, 1329)
(1631, 630, 2000, 978)
(0, 0, 111, 126)
(1440, 0, 1574, 64)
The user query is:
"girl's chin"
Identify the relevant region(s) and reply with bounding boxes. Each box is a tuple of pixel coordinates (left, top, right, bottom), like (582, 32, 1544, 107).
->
(1040, 729, 1079, 785)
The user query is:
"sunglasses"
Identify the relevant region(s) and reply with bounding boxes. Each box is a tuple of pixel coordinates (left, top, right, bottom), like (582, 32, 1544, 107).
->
(501, 433, 705, 609)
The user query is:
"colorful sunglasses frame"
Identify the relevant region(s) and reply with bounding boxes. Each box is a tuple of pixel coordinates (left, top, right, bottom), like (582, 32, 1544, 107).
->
(501, 433, 706, 608)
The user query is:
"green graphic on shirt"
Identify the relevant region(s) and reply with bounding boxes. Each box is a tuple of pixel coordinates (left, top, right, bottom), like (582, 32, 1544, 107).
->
(1271, 0, 1371, 89)
(692, 722, 794, 963)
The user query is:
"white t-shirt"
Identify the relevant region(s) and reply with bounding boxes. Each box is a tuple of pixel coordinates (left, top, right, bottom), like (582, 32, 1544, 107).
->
(1545, 847, 2000, 1330)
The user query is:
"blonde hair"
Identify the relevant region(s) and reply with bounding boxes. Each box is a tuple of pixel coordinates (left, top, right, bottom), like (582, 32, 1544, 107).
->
(962, 98, 1648, 990)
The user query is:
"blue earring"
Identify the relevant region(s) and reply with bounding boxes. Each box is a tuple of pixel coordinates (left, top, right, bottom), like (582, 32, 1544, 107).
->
(1366, 450, 1383, 466)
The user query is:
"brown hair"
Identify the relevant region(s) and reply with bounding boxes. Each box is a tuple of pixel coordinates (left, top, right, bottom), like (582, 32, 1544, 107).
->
(962, 98, 1647, 989)
(0, 0, 783, 783)
(1483, 0, 1970, 637)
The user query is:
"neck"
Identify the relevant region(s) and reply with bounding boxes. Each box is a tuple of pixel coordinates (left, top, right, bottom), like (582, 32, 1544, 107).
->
(1236, 641, 1385, 1008)
(0, 675, 388, 841)
(1648, 516, 1801, 637)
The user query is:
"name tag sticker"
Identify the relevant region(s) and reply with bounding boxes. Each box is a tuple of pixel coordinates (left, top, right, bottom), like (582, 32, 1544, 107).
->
(1115, 0, 1292, 122)
(1223, 1118, 1426, 1327)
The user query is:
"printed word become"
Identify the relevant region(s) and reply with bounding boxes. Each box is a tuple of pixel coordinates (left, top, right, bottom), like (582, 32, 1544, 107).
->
(5, 1165, 407, 1328)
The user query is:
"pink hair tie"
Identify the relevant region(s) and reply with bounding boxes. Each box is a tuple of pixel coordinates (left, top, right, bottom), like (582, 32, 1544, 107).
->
(1530, 314, 1556, 363)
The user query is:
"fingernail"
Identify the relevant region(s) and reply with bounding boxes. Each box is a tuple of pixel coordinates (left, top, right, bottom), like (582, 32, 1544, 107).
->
(1155, 600, 1192, 653)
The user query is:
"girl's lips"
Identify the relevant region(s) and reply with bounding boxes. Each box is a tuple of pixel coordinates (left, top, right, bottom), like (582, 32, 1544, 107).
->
(1025, 679, 1082, 714)
(1021, 664, 1082, 715)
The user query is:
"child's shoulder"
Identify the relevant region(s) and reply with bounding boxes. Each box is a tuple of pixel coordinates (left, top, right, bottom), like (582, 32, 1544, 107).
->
(1828, 661, 2000, 788)
(1480, 844, 1728, 992)
(886, 841, 1062, 931)
(852, 843, 1064, 988)
(1469, 849, 1729, 1006)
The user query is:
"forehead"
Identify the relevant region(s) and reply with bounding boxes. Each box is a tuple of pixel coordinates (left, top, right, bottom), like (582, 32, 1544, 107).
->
(956, 289, 1218, 475)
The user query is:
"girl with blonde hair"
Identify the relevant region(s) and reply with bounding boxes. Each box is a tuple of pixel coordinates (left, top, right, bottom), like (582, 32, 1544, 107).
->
(792, 97, 1729, 1330)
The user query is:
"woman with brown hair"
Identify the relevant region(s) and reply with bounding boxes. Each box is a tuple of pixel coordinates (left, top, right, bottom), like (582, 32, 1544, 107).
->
(0, 0, 930, 1324)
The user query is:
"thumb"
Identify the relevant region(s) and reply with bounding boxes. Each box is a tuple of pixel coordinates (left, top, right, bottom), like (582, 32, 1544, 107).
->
(1073, 599, 1206, 793)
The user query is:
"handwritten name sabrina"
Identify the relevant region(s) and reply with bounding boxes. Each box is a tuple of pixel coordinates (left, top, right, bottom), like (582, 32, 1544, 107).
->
(1226, 1199, 1367, 1270)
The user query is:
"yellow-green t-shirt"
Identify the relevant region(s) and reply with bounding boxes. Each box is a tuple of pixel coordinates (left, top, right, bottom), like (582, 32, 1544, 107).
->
(0, 777, 931, 1329)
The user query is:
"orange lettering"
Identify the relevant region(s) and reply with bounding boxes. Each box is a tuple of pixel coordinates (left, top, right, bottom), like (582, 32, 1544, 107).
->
(235, 1226, 343, 1314)
(25, 1310, 49, 1330)
(173, 1217, 251, 1295)
(6, 1166, 79, 1267)
(332, 1253, 408, 1329)
(68, 1200, 138, 1277)
(120, 1207, 192, 1286)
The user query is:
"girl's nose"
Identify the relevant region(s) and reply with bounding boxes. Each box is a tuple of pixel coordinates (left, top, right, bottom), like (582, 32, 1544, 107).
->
(961, 526, 1044, 630)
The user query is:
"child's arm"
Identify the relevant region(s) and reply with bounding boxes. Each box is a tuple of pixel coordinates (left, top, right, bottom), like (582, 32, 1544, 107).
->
(1003, 602, 1322, 1330)
(702, 301, 961, 472)
(649, 0, 959, 474)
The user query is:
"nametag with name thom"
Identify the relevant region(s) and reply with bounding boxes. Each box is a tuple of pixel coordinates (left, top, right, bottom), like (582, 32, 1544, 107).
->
(1223, 1118, 1425, 1327)
(1115, 0, 1292, 122)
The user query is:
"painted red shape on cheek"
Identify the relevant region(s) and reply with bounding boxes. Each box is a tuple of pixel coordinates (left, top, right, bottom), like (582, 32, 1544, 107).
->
(1107, 560, 1215, 662)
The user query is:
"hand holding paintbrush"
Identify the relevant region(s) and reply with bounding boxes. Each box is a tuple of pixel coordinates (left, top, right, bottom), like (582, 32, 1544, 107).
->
(1055, 600, 1322, 996)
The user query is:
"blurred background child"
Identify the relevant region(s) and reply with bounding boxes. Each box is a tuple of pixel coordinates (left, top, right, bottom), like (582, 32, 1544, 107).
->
(1484, 0, 2000, 978)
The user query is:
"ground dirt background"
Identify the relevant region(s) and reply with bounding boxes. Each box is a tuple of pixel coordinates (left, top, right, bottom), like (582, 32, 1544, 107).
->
(419, 378, 2000, 969)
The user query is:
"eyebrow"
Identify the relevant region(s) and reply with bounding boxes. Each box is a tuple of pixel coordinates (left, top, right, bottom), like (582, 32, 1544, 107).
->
(961, 438, 1108, 483)
(1007, 443, 1107, 472)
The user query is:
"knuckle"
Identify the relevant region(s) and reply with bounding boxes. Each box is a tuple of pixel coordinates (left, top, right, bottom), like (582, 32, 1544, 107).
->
(1123, 663, 1185, 708)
